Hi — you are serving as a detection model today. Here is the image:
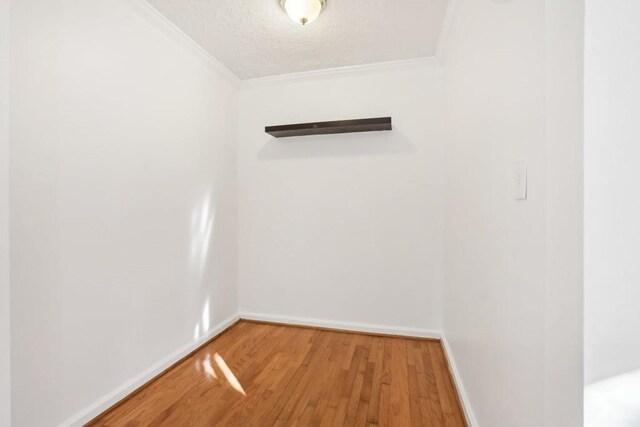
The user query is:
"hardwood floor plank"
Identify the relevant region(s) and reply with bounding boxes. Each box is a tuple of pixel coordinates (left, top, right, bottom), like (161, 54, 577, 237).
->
(332, 344, 369, 425)
(366, 336, 385, 425)
(354, 360, 375, 426)
(379, 382, 391, 426)
(344, 346, 371, 425)
(88, 321, 466, 427)
(408, 364, 425, 427)
(389, 338, 412, 427)
(426, 342, 466, 427)
(420, 340, 446, 426)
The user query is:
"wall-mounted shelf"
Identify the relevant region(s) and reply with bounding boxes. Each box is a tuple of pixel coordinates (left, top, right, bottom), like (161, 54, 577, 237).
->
(265, 117, 392, 138)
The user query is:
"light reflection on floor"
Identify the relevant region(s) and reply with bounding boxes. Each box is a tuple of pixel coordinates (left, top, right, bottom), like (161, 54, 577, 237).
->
(202, 353, 218, 380)
(214, 352, 246, 396)
(195, 351, 246, 397)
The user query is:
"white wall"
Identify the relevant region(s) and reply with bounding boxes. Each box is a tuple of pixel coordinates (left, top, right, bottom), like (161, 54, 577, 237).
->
(9, 1, 239, 425)
(584, 0, 640, 385)
(544, 0, 584, 425)
(238, 62, 445, 335)
(441, 0, 583, 426)
(0, 0, 11, 424)
(442, 2, 547, 425)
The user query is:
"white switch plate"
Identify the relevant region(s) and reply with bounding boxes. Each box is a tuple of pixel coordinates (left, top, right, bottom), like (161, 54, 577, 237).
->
(515, 160, 527, 200)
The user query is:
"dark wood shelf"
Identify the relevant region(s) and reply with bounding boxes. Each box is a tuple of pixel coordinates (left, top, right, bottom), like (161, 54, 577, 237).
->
(265, 117, 392, 138)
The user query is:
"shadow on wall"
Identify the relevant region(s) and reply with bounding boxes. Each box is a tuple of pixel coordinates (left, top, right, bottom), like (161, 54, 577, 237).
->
(257, 128, 416, 160)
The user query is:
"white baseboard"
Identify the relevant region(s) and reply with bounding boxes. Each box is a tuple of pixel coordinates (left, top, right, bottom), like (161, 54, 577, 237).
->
(441, 335, 479, 427)
(239, 311, 442, 340)
(58, 312, 240, 427)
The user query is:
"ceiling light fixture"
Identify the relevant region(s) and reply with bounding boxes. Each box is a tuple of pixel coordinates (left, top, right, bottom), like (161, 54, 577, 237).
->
(280, 0, 326, 26)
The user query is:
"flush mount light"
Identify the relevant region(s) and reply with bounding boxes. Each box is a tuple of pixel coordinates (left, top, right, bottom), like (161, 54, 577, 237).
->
(280, 0, 326, 26)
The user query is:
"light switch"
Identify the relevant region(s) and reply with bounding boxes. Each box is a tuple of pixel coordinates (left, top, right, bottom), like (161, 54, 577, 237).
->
(515, 160, 527, 201)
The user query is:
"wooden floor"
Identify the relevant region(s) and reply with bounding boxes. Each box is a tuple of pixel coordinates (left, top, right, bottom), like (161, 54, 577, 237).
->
(89, 321, 467, 426)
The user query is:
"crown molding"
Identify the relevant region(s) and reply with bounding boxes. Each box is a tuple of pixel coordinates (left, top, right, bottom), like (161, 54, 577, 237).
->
(240, 56, 441, 90)
(121, 0, 241, 88)
(435, 0, 459, 65)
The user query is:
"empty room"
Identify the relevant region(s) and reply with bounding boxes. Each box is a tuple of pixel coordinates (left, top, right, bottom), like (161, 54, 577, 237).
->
(1, 0, 636, 426)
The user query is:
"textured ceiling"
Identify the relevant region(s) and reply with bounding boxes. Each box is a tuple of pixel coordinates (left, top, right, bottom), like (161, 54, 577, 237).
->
(146, 0, 450, 79)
